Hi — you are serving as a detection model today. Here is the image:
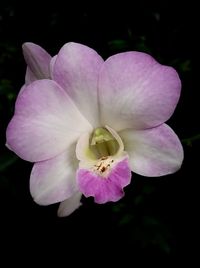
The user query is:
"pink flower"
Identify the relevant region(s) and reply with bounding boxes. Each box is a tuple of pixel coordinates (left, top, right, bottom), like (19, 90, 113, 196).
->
(6, 42, 183, 217)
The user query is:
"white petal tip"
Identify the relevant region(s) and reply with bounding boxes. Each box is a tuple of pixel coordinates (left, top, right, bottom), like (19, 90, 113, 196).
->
(57, 202, 82, 218)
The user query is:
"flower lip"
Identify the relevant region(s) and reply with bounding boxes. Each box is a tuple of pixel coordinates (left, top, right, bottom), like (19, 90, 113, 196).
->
(77, 156, 131, 204)
(76, 126, 131, 203)
(92, 156, 114, 177)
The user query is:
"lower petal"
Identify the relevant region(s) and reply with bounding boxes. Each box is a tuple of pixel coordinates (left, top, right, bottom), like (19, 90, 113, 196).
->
(120, 124, 183, 177)
(30, 146, 78, 205)
(57, 192, 82, 217)
(77, 157, 131, 204)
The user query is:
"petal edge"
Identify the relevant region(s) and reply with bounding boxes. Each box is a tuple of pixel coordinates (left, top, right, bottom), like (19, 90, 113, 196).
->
(120, 124, 183, 177)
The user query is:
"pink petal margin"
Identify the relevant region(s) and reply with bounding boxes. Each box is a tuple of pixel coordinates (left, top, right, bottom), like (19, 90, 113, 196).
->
(6, 79, 92, 162)
(77, 157, 131, 204)
(98, 51, 181, 131)
(120, 123, 183, 177)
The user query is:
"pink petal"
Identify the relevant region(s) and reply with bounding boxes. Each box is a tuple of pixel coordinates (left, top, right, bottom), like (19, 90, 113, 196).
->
(22, 42, 51, 80)
(53, 42, 104, 127)
(120, 124, 183, 177)
(18, 85, 26, 96)
(77, 157, 131, 204)
(50, 55, 57, 78)
(25, 67, 38, 84)
(57, 192, 82, 217)
(6, 79, 92, 162)
(30, 147, 78, 205)
(98, 52, 181, 131)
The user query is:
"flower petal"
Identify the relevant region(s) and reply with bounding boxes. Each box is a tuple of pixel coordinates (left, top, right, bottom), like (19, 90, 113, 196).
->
(6, 79, 92, 162)
(18, 85, 26, 96)
(77, 157, 131, 204)
(50, 55, 57, 78)
(57, 192, 82, 217)
(22, 42, 51, 80)
(53, 42, 104, 127)
(98, 52, 181, 131)
(76, 132, 95, 162)
(120, 124, 183, 177)
(30, 147, 78, 205)
(25, 67, 38, 84)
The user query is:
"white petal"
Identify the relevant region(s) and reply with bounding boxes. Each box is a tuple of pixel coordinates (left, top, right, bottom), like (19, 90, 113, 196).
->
(30, 146, 78, 205)
(57, 192, 82, 217)
(53, 42, 104, 127)
(120, 124, 183, 177)
(76, 132, 94, 162)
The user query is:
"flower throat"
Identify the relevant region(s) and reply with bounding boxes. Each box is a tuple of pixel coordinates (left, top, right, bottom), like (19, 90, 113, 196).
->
(90, 128, 119, 159)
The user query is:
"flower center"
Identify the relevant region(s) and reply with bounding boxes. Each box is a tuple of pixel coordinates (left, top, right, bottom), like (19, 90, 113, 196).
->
(76, 126, 131, 203)
(76, 126, 126, 177)
(89, 127, 119, 159)
(93, 156, 114, 176)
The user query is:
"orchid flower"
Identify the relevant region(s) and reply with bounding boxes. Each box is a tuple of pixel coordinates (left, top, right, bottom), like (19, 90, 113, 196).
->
(6, 42, 183, 217)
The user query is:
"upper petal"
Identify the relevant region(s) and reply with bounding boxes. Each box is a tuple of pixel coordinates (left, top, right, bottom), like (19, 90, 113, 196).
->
(30, 148, 78, 205)
(53, 42, 104, 127)
(120, 124, 183, 177)
(98, 52, 181, 131)
(22, 42, 52, 80)
(6, 79, 92, 162)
